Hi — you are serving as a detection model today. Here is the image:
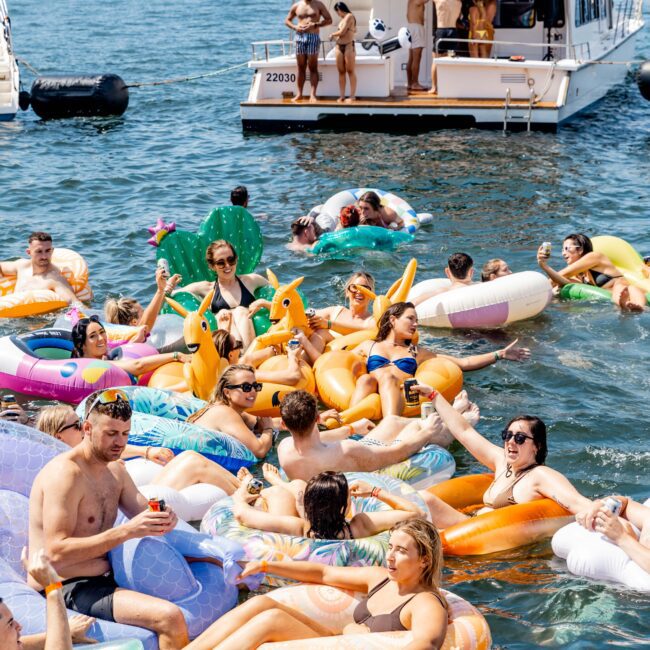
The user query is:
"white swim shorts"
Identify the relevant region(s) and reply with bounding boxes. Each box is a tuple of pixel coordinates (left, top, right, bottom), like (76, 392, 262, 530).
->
(408, 22, 426, 49)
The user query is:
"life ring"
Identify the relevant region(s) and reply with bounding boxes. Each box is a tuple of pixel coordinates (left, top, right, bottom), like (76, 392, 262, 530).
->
(200, 473, 429, 587)
(313, 350, 463, 419)
(259, 583, 492, 650)
(428, 474, 573, 555)
(0, 328, 154, 403)
(410, 271, 552, 329)
(552, 516, 650, 591)
(0, 248, 92, 318)
(0, 420, 242, 645)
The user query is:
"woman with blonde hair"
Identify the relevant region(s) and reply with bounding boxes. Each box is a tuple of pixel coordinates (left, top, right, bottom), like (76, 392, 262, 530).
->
(188, 364, 275, 459)
(469, 0, 496, 58)
(185, 518, 448, 650)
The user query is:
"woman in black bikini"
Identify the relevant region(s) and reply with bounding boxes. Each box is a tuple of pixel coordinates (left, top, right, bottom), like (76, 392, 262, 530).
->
(537, 232, 646, 311)
(415, 389, 593, 527)
(185, 519, 448, 649)
(331, 2, 357, 102)
(180, 240, 270, 348)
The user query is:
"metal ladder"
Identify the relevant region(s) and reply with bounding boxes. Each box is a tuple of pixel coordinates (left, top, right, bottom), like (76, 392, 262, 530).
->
(503, 87, 534, 132)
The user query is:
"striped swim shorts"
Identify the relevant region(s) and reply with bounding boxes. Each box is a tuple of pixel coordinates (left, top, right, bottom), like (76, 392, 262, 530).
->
(295, 32, 320, 56)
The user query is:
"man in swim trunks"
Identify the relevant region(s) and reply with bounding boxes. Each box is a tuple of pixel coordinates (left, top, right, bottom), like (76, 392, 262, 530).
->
(285, 0, 332, 102)
(407, 0, 431, 90)
(277, 390, 446, 482)
(0, 232, 80, 304)
(28, 389, 189, 649)
(429, 0, 462, 94)
(412, 252, 475, 306)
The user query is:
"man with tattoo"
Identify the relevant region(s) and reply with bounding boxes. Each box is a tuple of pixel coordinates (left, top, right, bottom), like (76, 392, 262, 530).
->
(285, 0, 333, 102)
(28, 389, 188, 650)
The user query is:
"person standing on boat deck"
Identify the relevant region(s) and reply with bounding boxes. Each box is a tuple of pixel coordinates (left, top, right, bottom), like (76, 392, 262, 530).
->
(407, 0, 431, 91)
(429, 0, 462, 94)
(331, 2, 357, 103)
(285, 0, 333, 103)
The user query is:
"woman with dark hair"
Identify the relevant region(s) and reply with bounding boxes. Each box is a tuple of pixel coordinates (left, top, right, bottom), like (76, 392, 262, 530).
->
(185, 519, 448, 650)
(350, 301, 529, 415)
(356, 191, 404, 230)
(180, 239, 270, 347)
(417, 390, 592, 525)
(187, 364, 275, 459)
(537, 233, 647, 311)
(231, 466, 423, 539)
(70, 315, 190, 378)
(330, 2, 357, 102)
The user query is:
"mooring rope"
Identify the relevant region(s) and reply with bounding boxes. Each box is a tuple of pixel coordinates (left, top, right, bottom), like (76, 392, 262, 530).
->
(124, 62, 250, 89)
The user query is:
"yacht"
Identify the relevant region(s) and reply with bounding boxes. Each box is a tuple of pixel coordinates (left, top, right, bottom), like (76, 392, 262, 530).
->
(0, 0, 18, 121)
(241, 0, 644, 131)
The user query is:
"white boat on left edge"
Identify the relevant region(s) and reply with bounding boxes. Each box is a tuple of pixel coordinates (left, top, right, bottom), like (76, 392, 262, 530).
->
(0, 0, 18, 121)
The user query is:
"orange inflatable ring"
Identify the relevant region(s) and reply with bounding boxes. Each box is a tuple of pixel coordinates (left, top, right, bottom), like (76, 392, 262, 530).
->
(0, 248, 92, 318)
(428, 474, 573, 556)
(314, 350, 463, 422)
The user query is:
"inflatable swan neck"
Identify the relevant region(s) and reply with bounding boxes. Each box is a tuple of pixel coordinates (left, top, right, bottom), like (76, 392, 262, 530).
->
(389, 258, 418, 303)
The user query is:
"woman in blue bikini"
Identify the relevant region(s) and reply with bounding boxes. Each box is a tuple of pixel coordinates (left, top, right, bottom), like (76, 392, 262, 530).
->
(350, 302, 530, 415)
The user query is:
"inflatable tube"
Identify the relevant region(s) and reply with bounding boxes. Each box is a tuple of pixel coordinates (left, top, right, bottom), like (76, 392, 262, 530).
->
(311, 226, 414, 255)
(0, 248, 92, 318)
(201, 473, 428, 587)
(428, 474, 573, 555)
(0, 420, 246, 645)
(559, 283, 650, 305)
(260, 584, 492, 650)
(592, 235, 650, 293)
(552, 518, 650, 591)
(0, 329, 142, 402)
(314, 350, 463, 418)
(410, 272, 552, 329)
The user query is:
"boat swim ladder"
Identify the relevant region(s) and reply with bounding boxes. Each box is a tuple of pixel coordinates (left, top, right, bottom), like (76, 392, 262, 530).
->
(503, 84, 536, 132)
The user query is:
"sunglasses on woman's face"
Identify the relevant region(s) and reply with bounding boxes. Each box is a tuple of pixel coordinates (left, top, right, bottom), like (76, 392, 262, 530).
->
(214, 255, 237, 268)
(225, 381, 263, 393)
(501, 430, 534, 445)
(57, 419, 81, 434)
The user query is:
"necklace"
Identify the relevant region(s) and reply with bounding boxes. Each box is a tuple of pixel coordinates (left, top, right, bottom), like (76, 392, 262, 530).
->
(505, 463, 513, 478)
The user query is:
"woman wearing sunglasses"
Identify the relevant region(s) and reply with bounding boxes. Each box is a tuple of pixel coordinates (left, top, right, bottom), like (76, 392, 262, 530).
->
(180, 240, 270, 348)
(71, 315, 191, 378)
(188, 364, 275, 459)
(414, 389, 592, 526)
(537, 233, 647, 311)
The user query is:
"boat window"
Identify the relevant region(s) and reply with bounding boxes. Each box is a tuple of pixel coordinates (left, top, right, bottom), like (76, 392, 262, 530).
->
(575, 0, 605, 26)
(494, 0, 537, 29)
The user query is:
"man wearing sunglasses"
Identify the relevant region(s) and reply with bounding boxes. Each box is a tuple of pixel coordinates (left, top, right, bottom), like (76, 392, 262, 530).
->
(28, 389, 189, 649)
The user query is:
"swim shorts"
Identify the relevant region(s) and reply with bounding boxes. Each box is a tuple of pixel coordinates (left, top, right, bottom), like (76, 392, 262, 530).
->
(408, 23, 426, 49)
(435, 28, 460, 55)
(54, 571, 118, 621)
(295, 32, 321, 56)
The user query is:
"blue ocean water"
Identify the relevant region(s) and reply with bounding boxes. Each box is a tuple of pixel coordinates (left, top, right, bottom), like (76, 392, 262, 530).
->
(2, 0, 650, 646)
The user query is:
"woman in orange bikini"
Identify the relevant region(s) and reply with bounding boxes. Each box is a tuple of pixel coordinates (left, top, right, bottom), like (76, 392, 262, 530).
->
(415, 389, 593, 526)
(469, 0, 496, 58)
(331, 2, 357, 102)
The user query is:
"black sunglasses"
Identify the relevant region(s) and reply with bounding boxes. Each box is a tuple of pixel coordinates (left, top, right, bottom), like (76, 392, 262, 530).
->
(57, 419, 82, 434)
(225, 381, 263, 393)
(214, 255, 237, 268)
(501, 429, 534, 445)
(78, 314, 102, 326)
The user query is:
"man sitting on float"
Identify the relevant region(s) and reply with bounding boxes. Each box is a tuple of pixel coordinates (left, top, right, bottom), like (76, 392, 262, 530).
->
(411, 252, 475, 306)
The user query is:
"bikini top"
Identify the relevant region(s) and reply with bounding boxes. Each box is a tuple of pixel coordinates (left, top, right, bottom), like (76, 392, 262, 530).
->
(483, 464, 538, 510)
(210, 276, 256, 313)
(584, 270, 623, 288)
(353, 578, 446, 633)
(366, 343, 418, 376)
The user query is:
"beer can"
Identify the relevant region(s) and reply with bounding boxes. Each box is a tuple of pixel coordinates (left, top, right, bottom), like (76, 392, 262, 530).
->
(157, 258, 170, 278)
(305, 308, 316, 318)
(603, 497, 622, 517)
(420, 401, 435, 419)
(541, 242, 552, 256)
(148, 498, 166, 512)
(403, 378, 419, 407)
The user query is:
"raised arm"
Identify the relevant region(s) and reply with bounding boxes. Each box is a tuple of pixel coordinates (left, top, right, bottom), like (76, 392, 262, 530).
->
(138, 268, 181, 333)
(428, 392, 502, 469)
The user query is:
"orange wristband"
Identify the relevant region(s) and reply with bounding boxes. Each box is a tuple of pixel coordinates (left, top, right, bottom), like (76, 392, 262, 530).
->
(45, 581, 63, 596)
(260, 560, 268, 573)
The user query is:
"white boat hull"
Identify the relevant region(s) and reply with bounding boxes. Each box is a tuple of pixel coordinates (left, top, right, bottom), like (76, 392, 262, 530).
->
(0, 0, 19, 121)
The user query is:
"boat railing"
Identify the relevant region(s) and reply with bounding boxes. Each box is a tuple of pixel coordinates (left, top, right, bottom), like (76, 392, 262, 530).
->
(250, 38, 379, 62)
(434, 37, 582, 61)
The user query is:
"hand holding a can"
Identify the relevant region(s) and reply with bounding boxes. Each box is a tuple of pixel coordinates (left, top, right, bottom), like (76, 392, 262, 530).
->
(593, 504, 635, 543)
(537, 243, 552, 267)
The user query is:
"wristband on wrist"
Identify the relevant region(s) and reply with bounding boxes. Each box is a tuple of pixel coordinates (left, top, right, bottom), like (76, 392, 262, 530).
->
(370, 487, 381, 498)
(45, 581, 63, 596)
(327, 319, 332, 329)
(145, 446, 151, 460)
(493, 351, 501, 362)
(427, 390, 438, 400)
(260, 559, 268, 573)
(173, 351, 179, 361)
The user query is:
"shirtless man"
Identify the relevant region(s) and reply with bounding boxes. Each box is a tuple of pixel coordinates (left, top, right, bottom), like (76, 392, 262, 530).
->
(412, 252, 475, 305)
(429, 0, 462, 94)
(287, 216, 322, 251)
(277, 390, 447, 482)
(0, 232, 79, 304)
(28, 389, 188, 650)
(407, 0, 430, 90)
(285, 0, 332, 102)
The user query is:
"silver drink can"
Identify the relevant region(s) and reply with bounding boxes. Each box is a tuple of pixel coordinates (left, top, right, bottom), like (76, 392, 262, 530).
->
(541, 242, 552, 256)
(603, 497, 622, 517)
(420, 401, 435, 419)
(305, 308, 316, 318)
(287, 338, 300, 351)
(157, 258, 170, 278)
